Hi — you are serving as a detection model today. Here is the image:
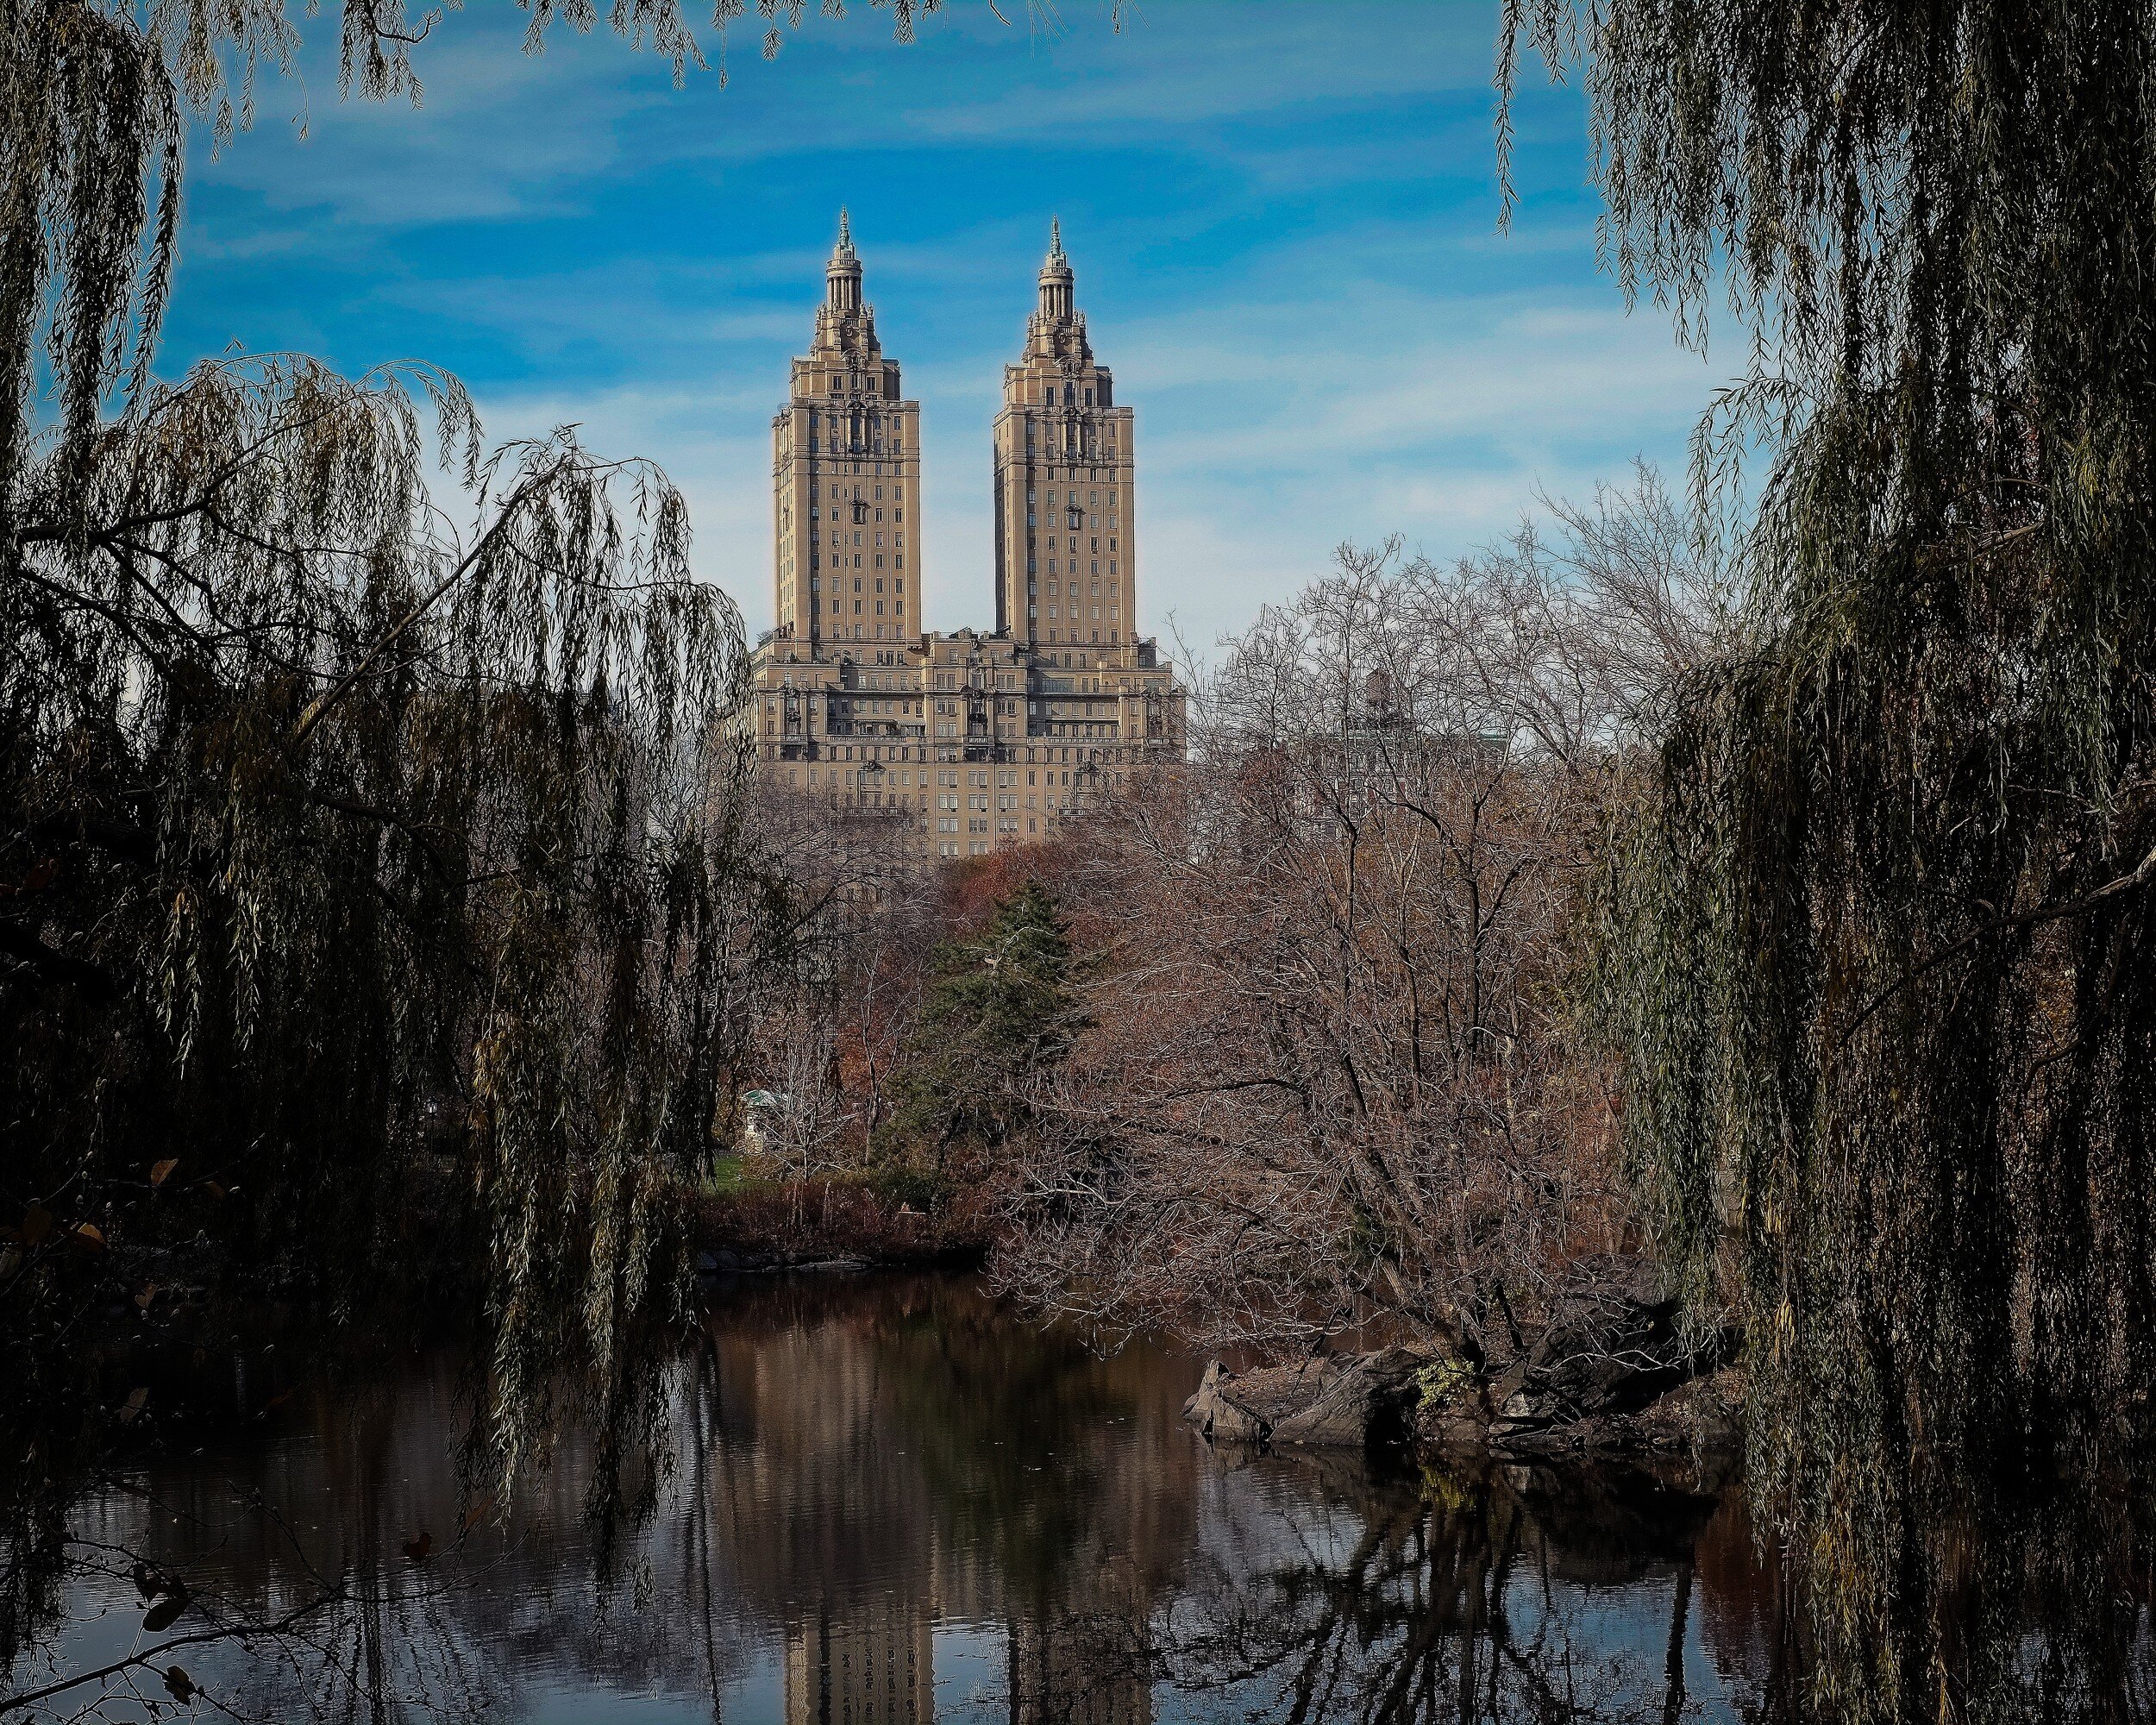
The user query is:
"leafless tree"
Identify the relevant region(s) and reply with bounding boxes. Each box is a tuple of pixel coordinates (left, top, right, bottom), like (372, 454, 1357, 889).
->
(995, 470, 1739, 1363)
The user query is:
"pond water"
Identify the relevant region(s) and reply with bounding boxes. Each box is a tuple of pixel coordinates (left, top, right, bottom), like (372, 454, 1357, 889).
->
(25, 1272, 1783, 1723)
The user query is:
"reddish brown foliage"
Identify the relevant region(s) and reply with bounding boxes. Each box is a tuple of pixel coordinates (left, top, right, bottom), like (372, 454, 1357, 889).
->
(689, 1176, 995, 1267)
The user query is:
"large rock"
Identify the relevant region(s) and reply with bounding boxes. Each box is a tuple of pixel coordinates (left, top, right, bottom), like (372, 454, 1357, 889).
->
(1478, 1271, 1729, 1455)
(1183, 1347, 1426, 1452)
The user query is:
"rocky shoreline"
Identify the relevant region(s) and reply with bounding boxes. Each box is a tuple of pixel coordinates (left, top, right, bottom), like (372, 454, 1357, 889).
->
(689, 1207, 1741, 1471)
(1184, 1272, 1741, 1467)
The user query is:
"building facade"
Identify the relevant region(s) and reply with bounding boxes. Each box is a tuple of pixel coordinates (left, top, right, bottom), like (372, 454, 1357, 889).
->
(743, 216, 1187, 862)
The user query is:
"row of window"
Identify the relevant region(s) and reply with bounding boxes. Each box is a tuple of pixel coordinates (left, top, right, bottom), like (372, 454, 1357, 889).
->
(1031, 561, 1118, 584)
(811, 480, 899, 507)
(935, 836, 1042, 856)
(1026, 485, 1117, 508)
(1027, 563, 1119, 586)
(808, 553, 904, 573)
(809, 598, 906, 617)
(809, 431, 899, 453)
(822, 531, 901, 549)
(1029, 381, 1106, 407)
(1037, 530, 1112, 549)
(1025, 422, 1114, 454)
(775, 745, 1141, 771)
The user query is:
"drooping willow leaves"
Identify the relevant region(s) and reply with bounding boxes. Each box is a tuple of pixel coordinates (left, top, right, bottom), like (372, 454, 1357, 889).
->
(0, 348, 812, 1675)
(1, 0, 957, 1677)
(2, 342, 780, 1421)
(1504, 1, 2156, 1715)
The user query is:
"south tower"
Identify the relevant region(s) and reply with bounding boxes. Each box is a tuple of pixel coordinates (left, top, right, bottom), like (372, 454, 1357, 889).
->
(771, 211, 923, 651)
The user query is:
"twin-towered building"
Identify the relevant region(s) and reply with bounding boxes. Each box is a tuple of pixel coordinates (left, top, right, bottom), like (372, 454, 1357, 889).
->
(744, 215, 1188, 861)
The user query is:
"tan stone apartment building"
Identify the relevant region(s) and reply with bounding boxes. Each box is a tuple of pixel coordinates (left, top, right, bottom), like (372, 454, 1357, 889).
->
(740, 215, 1187, 860)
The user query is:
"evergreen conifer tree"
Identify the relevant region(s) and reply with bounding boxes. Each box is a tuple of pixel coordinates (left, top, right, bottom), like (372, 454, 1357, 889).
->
(876, 879, 1088, 1177)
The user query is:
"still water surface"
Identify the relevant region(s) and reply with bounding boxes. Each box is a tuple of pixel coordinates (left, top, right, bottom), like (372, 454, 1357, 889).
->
(47, 1273, 1780, 1722)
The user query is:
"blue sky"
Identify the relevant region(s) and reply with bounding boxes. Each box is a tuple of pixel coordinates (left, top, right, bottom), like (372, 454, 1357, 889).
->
(162, 0, 1726, 655)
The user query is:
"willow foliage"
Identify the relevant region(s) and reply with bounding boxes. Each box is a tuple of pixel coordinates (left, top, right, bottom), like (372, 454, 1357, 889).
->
(0, 342, 777, 1434)
(0, 0, 862, 1673)
(1506, 0, 2156, 1713)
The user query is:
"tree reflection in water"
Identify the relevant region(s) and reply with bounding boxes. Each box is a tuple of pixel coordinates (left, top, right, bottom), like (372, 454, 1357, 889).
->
(7, 1273, 2151, 1722)
(1155, 1455, 1769, 1725)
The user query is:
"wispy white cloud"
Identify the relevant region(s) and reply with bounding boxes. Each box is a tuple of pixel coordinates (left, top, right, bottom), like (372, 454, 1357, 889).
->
(184, 2, 1503, 224)
(878, 4, 1499, 139)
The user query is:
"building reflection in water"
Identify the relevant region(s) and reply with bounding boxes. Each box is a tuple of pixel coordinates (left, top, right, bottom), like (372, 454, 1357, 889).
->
(28, 1270, 1835, 1723)
(785, 1596, 933, 1725)
(704, 1274, 1188, 1724)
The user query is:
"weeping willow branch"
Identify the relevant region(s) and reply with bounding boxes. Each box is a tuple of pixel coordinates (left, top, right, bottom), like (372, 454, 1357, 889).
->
(0, 350, 806, 1677)
(1514, 3, 2156, 1717)
(286, 461, 556, 750)
(0, 1589, 345, 1716)
(1838, 833, 2156, 1051)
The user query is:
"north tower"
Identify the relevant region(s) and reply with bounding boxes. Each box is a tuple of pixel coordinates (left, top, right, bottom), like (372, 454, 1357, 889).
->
(992, 222, 1137, 653)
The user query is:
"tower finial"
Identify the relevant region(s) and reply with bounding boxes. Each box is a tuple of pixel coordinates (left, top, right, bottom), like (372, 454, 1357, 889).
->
(1049, 215, 1064, 261)
(840, 207, 852, 248)
(830, 208, 859, 270)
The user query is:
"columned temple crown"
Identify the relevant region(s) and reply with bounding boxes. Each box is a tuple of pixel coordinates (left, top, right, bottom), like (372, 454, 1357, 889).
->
(1037, 216, 1074, 318)
(823, 207, 867, 323)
